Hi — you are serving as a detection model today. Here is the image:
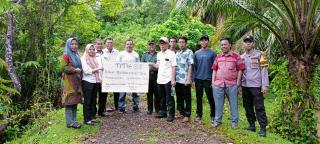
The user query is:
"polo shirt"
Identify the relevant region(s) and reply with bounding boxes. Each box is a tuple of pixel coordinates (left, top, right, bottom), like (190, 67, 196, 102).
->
(157, 49, 177, 84)
(212, 51, 244, 87)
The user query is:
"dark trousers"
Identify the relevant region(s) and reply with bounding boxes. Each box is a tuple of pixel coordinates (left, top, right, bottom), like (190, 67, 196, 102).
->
(82, 80, 98, 122)
(103, 92, 119, 110)
(175, 83, 191, 117)
(158, 82, 175, 117)
(242, 87, 268, 128)
(195, 79, 215, 118)
(147, 73, 160, 113)
(96, 84, 107, 115)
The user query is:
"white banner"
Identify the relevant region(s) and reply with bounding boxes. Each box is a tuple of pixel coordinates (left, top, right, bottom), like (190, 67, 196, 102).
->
(101, 61, 149, 92)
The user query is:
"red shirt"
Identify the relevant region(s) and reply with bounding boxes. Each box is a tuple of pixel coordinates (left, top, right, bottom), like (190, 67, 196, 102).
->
(212, 51, 244, 87)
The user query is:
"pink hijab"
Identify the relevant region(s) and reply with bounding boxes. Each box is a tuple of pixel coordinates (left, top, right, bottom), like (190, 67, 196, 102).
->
(83, 44, 101, 83)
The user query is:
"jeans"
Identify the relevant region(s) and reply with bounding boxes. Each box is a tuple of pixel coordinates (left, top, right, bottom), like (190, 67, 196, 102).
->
(242, 87, 267, 128)
(158, 82, 175, 117)
(213, 84, 238, 124)
(82, 81, 98, 122)
(65, 104, 77, 125)
(195, 79, 215, 118)
(175, 83, 191, 117)
(118, 93, 139, 111)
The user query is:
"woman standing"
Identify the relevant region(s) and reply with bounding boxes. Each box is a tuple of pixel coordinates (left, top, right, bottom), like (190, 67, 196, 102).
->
(81, 44, 102, 125)
(61, 38, 82, 128)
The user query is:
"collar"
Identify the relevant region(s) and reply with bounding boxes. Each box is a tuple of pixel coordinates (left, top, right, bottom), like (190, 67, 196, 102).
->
(222, 51, 233, 56)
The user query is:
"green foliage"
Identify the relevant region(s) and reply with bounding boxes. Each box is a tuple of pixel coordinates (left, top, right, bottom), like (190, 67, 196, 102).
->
(98, 0, 171, 54)
(269, 61, 319, 144)
(8, 105, 100, 144)
(150, 12, 215, 51)
(54, 4, 102, 47)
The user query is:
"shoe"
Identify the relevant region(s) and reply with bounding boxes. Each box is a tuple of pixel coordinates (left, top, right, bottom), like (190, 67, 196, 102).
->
(166, 116, 174, 122)
(91, 119, 99, 123)
(195, 116, 201, 122)
(175, 114, 184, 119)
(85, 121, 94, 125)
(211, 122, 221, 128)
(99, 111, 109, 117)
(147, 111, 152, 115)
(67, 122, 81, 129)
(118, 109, 126, 114)
(182, 117, 190, 123)
(155, 113, 167, 118)
(231, 123, 238, 129)
(258, 128, 266, 137)
(243, 125, 256, 132)
(133, 107, 140, 112)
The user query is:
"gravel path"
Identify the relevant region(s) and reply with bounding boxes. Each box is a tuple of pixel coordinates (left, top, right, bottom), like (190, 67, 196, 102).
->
(81, 100, 221, 144)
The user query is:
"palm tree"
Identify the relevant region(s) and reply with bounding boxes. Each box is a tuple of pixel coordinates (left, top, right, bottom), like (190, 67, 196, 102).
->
(175, 0, 320, 142)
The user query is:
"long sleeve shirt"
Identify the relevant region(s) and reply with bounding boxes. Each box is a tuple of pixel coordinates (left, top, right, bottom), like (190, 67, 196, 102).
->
(241, 49, 269, 87)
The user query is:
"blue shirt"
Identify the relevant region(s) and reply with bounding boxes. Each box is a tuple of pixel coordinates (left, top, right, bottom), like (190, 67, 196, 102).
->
(192, 48, 216, 81)
(176, 48, 194, 84)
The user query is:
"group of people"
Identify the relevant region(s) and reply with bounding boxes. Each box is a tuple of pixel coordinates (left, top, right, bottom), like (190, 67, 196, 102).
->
(60, 35, 269, 137)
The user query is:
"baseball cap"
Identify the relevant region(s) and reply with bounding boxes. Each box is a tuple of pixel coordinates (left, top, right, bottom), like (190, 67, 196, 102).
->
(159, 37, 169, 44)
(243, 35, 254, 42)
(200, 35, 209, 41)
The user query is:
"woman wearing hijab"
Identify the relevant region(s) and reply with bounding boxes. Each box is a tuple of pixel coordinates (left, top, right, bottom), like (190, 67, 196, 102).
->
(61, 38, 82, 128)
(81, 44, 102, 125)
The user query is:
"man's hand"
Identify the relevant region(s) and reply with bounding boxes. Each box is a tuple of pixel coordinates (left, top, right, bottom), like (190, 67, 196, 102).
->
(261, 86, 268, 94)
(237, 85, 242, 94)
(171, 80, 176, 86)
(185, 79, 191, 86)
(75, 68, 82, 73)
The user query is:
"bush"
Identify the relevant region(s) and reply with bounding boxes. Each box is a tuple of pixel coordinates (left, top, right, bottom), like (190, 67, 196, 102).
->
(269, 61, 319, 144)
(149, 11, 215, 52)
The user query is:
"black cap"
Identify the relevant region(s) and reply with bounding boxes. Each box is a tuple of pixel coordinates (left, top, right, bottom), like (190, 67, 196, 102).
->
(200, 35, 209, 41)
(243, 35, 254, 42)
(148, 40, 155, 45)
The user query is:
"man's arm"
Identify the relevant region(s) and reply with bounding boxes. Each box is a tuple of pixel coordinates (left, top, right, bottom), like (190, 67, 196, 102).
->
(171, 66, 176, 86)
(185, 64, 192, 86)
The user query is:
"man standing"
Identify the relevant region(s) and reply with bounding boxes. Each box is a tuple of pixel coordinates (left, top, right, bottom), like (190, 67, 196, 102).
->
(102, 38, 120, 111)
(169, 37, 177, 53)
(175, 36, 193, 122)
(152, 37, 176, 122)
(141, 40, 159, 115)
(192, 35, 216, 123)
(241, 35, 269, 137)
(117, 39, 140, 113)
(211, 38, 244, 129)
(94, 39, 108, 116)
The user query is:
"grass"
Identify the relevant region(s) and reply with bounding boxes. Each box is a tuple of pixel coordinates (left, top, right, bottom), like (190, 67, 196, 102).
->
(7, 105, 100, 144)
(190, 89, 292, 144)
(8, 90, 292, 144)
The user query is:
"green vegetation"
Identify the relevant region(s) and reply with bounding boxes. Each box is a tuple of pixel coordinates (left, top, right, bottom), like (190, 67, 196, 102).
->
(0, 0, 319, 143)
(8, 105, 100, 144)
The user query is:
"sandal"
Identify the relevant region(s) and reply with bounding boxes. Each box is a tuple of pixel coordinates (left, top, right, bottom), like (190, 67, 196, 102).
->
(85, 121, 94, 125)
(67, 122, 81, 129)
(91, 119, 99, 123)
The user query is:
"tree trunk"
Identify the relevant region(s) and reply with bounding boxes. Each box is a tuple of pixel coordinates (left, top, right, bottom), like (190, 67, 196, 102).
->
(287, 56, 314, 122)
(5, 11, 21, 93)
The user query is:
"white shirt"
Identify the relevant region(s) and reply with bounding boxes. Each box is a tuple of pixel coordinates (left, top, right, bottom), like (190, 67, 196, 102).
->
(96, 51, 104, 80)
(157, 49, 177, 84)
(102, 48, 119, 61)
(116, 50, 140, 62)
(81, 58, 99, 83)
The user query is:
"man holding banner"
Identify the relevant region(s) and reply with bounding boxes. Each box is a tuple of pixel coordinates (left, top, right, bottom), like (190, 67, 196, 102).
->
(116, 39, 140, 113)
